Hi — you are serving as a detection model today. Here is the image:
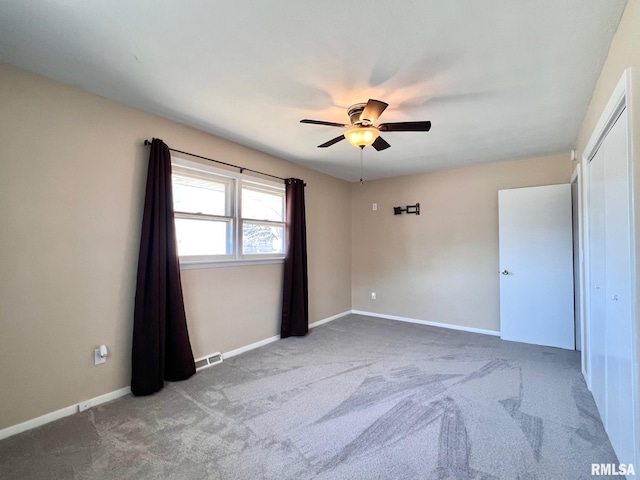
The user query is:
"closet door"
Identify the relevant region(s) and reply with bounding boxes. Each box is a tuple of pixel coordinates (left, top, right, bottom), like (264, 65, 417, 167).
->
(603, 110, 635, 463)
(584, 70, 638, 468)
(587, 143, 607, 418)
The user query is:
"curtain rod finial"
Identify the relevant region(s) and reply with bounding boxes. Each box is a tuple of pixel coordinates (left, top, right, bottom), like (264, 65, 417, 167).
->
(144, 139, 152, 146)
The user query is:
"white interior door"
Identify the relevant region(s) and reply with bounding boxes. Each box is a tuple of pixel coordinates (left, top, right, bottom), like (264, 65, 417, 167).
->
(588, 144, 607, 416)
(583, 69, 638, 469)
(599, 110, 635, 464)
(499, 184, 574, 349)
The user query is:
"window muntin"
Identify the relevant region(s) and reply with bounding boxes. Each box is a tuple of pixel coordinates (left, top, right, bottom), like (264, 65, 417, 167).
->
(171, 157, 285, 266)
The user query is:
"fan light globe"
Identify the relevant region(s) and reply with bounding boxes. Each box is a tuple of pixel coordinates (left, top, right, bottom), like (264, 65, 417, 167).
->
(345, 126, 379, 147)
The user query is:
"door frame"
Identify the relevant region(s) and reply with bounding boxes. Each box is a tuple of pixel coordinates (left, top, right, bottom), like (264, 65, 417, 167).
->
(570, 164, 586, 368)
(581, 67, 638, 464)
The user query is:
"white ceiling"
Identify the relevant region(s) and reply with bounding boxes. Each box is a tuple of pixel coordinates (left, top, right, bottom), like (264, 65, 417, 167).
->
(0, 1, 627, 181)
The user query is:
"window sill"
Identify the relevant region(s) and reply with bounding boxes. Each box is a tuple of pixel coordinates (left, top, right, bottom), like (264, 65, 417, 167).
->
(179, 257, 285, 270)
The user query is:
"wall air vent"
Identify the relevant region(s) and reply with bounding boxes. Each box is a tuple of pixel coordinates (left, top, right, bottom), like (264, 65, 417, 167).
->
(194, 352, 223, 371)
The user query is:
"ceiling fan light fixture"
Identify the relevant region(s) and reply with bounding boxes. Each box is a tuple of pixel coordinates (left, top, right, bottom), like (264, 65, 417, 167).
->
(301, 98, 431, 151)
(345, 126, 380, 147)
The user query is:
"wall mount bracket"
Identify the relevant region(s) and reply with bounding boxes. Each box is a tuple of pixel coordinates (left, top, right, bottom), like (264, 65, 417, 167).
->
(394, 203, 420, 215)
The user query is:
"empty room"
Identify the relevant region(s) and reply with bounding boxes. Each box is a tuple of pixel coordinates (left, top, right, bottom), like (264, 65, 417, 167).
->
(1, 1, 639, 479)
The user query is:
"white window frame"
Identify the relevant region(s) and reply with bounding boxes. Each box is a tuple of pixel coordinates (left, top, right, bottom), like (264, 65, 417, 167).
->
(171, 156, 286, 269)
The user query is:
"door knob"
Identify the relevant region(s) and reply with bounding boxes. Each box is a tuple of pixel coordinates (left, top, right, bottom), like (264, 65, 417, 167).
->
(501, 270, 509, 275)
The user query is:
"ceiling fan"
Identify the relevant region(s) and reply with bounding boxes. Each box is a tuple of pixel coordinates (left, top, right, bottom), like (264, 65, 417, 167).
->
(300, 99, 431, 151)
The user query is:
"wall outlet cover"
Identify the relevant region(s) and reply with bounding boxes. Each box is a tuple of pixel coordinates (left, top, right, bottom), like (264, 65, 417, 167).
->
(94, 348, 106, 365)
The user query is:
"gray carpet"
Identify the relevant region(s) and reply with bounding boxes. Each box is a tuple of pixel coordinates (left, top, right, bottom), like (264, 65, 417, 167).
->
(0, 315, 619, 479)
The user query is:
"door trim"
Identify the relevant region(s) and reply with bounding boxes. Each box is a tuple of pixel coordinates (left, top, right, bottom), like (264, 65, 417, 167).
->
(571, 164, 586, 375)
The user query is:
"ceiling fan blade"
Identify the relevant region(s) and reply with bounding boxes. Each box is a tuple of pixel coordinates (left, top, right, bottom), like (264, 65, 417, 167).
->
(361, 99, 389, 123)
(300, 119, 348, 128)
(372, 136, 391, 151)
(318, 135, 346, 148)
(378, 121, 431, 132)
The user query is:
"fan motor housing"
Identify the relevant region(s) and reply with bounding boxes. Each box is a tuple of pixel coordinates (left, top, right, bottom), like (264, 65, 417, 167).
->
(348, 103, 368, 125)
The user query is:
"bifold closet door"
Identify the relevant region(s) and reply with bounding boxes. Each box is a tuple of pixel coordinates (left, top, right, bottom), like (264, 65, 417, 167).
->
(587, 144, 607, 419)
(588, 108, 636, 465)
(602, 110, 635, 463)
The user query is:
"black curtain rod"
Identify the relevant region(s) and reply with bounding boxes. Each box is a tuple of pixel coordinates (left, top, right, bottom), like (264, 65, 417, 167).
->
(144, 139, 287, 183)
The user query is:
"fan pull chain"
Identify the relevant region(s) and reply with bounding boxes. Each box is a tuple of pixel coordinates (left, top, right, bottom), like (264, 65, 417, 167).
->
(360, 146, 364, 185)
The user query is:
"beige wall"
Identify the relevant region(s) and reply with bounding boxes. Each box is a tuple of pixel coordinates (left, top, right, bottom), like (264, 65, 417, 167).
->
(575, 0, 640, 159)
(0, 63, 352, 430)
(351, 154, 573, 332)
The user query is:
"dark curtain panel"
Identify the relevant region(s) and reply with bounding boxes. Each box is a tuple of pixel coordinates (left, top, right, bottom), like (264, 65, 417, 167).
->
(131, 138, 196, 396)
(281, 178, 309, 338)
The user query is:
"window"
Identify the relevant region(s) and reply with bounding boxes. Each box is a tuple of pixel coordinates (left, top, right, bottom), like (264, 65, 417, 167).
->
(171, 157, 285, 267)
(241, 182, 285, 255)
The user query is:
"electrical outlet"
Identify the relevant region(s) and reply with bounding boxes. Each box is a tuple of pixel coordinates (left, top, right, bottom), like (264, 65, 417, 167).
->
(371, 292, 377, 300)
(372, 203, 377, 211)
(94, 348, 106, 365)
(78, 401, 91, 412)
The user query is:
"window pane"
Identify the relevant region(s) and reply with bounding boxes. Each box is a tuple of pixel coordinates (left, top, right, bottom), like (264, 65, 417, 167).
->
(242, 222, 284, 254)
(173, 174, 228, 216)
(242, 186, 284, 221)
(175, 218, 231, 256)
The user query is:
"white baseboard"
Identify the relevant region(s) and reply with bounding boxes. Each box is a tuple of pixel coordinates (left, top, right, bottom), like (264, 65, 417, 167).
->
(222, 335, 281, 359)
(221, 310, 351, 359)
(351, 310, 501, 337)
(0, 386, 130, 441)
(309, 310, 351, 329)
